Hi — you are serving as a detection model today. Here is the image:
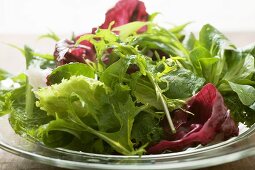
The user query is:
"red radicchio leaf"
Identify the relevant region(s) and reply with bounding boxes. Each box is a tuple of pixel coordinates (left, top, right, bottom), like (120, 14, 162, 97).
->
(54, 39, 96, 66)
(54, 0, 149, 66)
(98, 0, 148, 30)
(147, 83, 239, 154)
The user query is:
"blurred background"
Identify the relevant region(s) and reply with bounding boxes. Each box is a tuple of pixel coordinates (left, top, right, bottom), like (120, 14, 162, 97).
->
(1, 0, 255, 34)
(0, 0, 255, 73)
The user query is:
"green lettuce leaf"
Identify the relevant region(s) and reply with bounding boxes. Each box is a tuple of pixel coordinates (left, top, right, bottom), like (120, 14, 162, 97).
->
(1, 45, 54, 135)
(47, 63, 95, 85)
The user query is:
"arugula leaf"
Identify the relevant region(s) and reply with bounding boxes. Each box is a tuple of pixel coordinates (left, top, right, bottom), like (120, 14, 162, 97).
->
(33, 53, 54, 61)
(146, 71, 176, 133)
(160, 68, 205, 99)
(169, 22, 191, 34)
(148, 12, 159, 22)
(77, 27, 180, 134)
(169, 22, 191, 41)
(130, 25, 189, 58)
(76, 29, 119, 72)
(133, 77, 162, 109)
(23, 46, 34, 68)
(131, 111, 163, 145)
(0, 69, 11, 80)
(9, 45, 54, 116)
(101, 42, 177, 133)
(76, 29, 118, 59)
(38, 30, 60, 42)
(8, 44, 54, 65)
(100, 58, 132, 88)
(112, 21, 149, 41)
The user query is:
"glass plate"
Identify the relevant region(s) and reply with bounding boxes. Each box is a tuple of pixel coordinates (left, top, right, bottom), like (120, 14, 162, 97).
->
(1, 115, 255, 170)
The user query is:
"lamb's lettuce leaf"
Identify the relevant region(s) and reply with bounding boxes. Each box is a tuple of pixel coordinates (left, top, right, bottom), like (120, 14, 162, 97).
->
(199, 24, 235, 56)
(182, 33, 199, 51)
(224, 94, 255, 127)
(228, 82, 255, 106)
(182, 24, 255, 126)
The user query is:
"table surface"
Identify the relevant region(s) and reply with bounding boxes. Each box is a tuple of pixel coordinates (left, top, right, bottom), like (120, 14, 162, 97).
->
(1, 33, 255, 170)
(1, 149, 255, 170)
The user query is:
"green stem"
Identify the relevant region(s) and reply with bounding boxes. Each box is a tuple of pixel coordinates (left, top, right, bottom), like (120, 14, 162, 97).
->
(25, 78, 35, 115)
(147, 72, 176, 134)
(159, 93, 176, 133)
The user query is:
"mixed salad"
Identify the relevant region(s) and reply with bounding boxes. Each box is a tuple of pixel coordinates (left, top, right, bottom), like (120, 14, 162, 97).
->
(1, 0, 255, 156)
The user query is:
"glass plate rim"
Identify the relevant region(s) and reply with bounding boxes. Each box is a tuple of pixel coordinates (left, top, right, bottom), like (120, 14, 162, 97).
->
(1, 115, 255, 170)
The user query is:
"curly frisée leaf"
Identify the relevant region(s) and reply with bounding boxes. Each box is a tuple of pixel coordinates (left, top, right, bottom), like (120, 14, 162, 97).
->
(35, 76, 147, 155)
